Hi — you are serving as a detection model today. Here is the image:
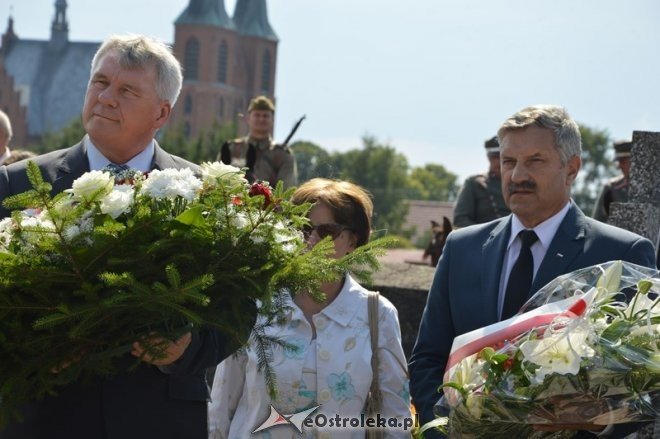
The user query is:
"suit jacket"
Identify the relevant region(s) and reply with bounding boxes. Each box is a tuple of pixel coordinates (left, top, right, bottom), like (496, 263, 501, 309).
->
(409, 203, 656, 438)
(0, 140, 254, 439)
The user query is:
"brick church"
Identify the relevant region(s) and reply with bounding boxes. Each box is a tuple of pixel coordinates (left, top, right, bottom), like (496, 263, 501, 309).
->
(0, 0, 278, 146)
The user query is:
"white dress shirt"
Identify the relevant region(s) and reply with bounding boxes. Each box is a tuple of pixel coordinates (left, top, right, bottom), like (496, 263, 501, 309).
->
(208, 274, 411, 439)
(497, 202, 571, 319)
(85, 136, 155, 172)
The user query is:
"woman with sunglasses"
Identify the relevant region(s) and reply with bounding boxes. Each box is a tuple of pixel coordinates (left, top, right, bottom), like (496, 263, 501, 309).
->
(209, 178, 411, 438)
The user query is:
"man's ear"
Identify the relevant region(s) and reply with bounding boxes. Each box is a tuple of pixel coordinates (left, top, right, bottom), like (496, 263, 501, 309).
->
(566, 155, 581, 185)
(154, 102, 172, 129)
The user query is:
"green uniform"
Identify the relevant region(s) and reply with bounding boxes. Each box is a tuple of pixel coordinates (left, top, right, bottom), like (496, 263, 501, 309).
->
(218, 136, 298, 189)
(453, 173, 510, 227)
(592, 174, 628, 223)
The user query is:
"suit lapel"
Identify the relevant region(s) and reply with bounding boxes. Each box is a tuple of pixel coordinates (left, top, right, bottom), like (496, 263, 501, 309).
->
(481, 217, 512, 323)
(532, 204, 586, 292)
(150, 141, 177, 171)
(51, 141, 90, 194)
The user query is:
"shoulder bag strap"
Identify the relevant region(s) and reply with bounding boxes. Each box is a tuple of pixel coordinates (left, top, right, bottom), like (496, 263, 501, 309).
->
(367, 291, 383, 438)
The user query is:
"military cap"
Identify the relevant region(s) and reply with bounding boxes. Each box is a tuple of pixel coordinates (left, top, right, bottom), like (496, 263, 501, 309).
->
(613, 140, 632, 159)
(484, 136, 499, 156)
(248, 96, 275, 112)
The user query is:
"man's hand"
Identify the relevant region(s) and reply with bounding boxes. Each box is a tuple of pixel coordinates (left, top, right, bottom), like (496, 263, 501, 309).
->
(131, 332, 192, 366)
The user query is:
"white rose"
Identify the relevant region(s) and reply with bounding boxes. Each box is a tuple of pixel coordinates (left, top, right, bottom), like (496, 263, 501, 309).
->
(100, 184, 135, 218)
(66, 170, 114, 202)
(200, 161, 246, 186)
(140, 168, 202, 201)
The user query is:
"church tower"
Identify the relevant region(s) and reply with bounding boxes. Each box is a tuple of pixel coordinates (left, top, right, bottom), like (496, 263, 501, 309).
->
(50, 0, 69, 50)
(170, 0, 278, 139)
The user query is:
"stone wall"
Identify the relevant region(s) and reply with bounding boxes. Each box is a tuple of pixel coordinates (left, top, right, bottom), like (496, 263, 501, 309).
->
(366, 262, 435, 359)
(610, 131, 660, 251)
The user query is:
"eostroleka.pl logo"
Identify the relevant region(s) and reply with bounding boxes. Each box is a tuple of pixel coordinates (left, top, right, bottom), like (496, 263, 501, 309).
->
(253, 405, 321, 434)
(253, 405, 418, 434)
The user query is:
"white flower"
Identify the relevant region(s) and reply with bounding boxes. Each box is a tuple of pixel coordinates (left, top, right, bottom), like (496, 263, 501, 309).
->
(0, 217, 15, 251)
(19, 214, 57, 245)
(626, 290, 660, 319)
(520, 322, 595, 384)
(231, 212, 250, 230)
(100, 184, 135, 219)
(62, 215, 94, 242)
(66, 170, 114, 202)
(200, 161, 246, 186)
(140, 168, 202, 201)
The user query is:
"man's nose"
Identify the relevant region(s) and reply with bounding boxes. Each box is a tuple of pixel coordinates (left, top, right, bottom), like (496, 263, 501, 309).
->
(510, 162, 529, 182)
(98, 87, 118, 107)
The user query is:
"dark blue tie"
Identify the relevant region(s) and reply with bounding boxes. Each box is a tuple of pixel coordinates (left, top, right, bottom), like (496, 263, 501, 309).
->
(502, 229, 539, 319)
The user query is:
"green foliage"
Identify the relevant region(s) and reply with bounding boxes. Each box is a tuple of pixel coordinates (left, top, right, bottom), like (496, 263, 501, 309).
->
(573, 124, 617, 215)
(406, 163, 459, 201)
(289, 140, 334, 182)
(324, 135, 411, 234)
(0, 164, 391, 426)
(38, 118, 86, 154)
(159, 121, 239, 164)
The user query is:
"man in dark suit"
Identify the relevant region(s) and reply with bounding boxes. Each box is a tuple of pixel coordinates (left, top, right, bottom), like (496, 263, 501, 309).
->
(409, 105, 656, 438)
(0, 34, 253, 439)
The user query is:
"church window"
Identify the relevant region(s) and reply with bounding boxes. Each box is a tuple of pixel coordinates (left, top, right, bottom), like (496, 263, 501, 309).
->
(184, 38, 200, 80)
(218, 41, 228, 83)
(261, 50, 271, 92)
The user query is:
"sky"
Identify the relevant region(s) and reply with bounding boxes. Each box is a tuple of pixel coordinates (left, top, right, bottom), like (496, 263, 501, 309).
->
(1, 0, 659, 182)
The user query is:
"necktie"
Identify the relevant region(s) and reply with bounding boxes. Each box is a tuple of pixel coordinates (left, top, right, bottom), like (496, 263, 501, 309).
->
(502, 229, 539, 319)
(103, 163, 131, 175)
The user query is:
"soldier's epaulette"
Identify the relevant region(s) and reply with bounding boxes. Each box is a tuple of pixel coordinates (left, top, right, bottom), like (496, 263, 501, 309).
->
(273, 143, 293, 154)
(470, 173, 488, 182)
(609, 175, 627, 189)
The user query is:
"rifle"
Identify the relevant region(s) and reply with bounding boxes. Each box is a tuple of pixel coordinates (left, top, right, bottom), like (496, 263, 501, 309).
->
(281, 115, 306, 147)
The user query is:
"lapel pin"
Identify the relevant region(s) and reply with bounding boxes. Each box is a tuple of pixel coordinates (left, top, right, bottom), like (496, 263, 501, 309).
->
(556, 253, 564, 258)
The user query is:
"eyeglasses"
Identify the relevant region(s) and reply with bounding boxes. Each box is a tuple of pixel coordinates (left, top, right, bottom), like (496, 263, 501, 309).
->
(302, 223, 352, 240)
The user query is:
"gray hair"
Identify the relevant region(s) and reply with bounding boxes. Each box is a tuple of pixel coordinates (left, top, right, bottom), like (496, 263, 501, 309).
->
(497, 104, 581, 164)
(0, 110, 12, 140)
(90, 34, 183, 106)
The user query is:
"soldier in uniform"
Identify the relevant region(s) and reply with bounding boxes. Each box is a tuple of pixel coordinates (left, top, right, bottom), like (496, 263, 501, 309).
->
(218, 96, 298, 188)
(452, 136, 510, 227)
(592, 140, 632, 223)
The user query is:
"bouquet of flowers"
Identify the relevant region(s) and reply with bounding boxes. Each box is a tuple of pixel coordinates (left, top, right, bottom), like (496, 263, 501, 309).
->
(420, 260, 660, 438)
(0, 162, 389, 426)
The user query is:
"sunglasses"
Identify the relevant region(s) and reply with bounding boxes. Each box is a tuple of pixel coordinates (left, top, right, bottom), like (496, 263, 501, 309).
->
(302, 223, 352, 240)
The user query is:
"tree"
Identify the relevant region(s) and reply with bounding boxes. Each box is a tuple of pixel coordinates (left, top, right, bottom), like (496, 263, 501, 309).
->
(38, 118, 86, 153)
(406, 163, 459, 201)
(159, 121, 238, 164)
(573, 124, 617, 215)
(289, 140, 334, 182)
(327, 135, 410, 234)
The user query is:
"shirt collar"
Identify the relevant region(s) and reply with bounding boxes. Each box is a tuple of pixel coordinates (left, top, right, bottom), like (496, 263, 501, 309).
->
(0, 147, 11, 164)
(509, 201, 571, 250)
(317, 274, 363, 327)
(85, 136, 155, 172)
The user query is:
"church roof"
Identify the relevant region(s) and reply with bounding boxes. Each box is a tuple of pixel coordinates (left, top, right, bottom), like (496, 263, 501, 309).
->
(233, 0, 278, 41)
(3, 39, 99, 136)
(175, 0, 235, 30)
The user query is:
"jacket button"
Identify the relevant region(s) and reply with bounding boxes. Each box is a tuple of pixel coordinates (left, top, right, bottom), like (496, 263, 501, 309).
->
(314, 316, 327, 329)
(319, 389, 331, 402)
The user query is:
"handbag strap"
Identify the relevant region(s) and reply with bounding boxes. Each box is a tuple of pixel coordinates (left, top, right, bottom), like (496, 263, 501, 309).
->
(368, 291, 382, 408)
